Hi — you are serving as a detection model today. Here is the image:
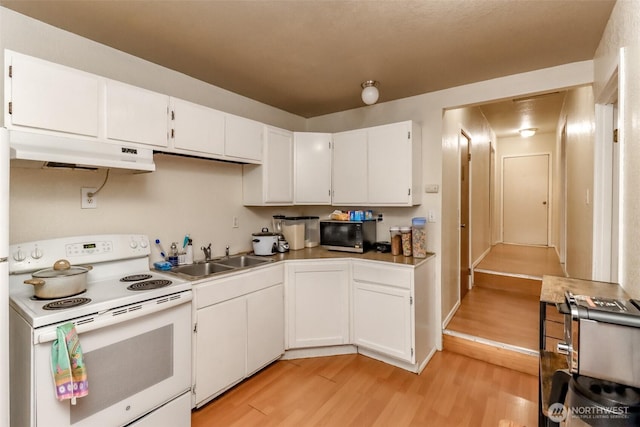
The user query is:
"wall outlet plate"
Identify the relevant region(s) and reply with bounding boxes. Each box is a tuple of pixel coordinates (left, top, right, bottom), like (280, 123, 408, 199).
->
(81, 187, 97, 209)
(425, 184, 439, 193)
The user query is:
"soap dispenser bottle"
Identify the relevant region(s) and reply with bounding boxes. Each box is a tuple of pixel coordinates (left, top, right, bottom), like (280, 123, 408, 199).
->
(185, 239, 194, 264)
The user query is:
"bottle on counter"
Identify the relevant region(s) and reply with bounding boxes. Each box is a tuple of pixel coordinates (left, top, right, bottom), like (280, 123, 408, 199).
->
(400, 226, 412, 257)
(389, 226, 402, 256)
(185, 239, 194, 264)
(412, 217, 427, 258)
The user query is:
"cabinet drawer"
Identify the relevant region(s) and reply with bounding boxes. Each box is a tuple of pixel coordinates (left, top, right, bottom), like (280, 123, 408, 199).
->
(352, 262, 412, 289)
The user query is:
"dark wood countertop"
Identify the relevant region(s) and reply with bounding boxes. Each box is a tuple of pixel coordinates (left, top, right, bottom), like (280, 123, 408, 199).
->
(270, 246, 435, 267)
(540, 275, 634, 304)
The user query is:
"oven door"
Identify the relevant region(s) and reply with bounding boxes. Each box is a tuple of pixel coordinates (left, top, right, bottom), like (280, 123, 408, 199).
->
(32, 296, 191, 427)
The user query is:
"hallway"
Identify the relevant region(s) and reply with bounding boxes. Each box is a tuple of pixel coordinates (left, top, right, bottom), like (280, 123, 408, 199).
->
(443, 244, 565, 373)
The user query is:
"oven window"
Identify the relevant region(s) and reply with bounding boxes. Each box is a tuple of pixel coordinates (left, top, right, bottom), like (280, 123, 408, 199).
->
(70, 325, 174, 424)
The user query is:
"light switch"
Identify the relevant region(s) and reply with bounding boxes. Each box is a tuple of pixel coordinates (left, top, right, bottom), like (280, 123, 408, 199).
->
(425, 184, 439, 193)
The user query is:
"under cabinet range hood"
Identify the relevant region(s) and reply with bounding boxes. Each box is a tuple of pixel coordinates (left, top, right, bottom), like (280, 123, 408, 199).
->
(6, 129, 156, 173)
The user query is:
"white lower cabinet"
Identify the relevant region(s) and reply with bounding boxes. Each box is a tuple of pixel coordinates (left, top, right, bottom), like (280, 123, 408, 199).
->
(193, 265, 284, 408)
(286, 261, 350, 348)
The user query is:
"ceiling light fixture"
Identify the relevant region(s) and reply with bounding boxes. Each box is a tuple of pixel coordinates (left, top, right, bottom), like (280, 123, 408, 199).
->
(519, 128, 537, 138)
(361, 80, 379, 105)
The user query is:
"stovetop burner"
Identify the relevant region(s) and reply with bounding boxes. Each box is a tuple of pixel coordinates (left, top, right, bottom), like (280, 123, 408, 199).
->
(127, 279, 172, 291)
(120, 274, 153, 282)
(42, 297, 92, 311)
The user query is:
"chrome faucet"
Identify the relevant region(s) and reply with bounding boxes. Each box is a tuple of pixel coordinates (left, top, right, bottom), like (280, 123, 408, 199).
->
(201, 243, 212, 261)
(225, 245, 230, 257)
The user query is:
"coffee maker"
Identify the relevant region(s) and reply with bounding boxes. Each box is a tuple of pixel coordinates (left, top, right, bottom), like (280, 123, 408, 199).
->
(272, 215, 289, 253)
(548, 292, 640, 426)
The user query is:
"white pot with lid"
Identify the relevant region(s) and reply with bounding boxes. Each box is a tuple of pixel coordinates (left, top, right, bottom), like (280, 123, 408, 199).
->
(252, 228, 279, 256)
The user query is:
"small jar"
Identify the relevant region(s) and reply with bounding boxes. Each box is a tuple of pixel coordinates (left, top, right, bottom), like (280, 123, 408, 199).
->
(400, 226, 412, 257)
(389, 226, 402, 256)
(412, 217, 427, 258)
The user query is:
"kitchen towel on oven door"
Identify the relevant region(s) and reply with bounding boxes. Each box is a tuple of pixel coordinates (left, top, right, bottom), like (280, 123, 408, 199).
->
(51, 323, 89, 404)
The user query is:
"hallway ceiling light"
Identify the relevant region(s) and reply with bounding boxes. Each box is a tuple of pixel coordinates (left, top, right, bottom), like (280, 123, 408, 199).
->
(361, 80, 379, 105)
(519, 128, 537, 137)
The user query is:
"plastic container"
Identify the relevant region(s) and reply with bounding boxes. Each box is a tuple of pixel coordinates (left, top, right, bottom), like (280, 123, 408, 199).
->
(400, 226, 412, 257)
(412, 217, 427, 258)
(301, 216, 320, 247)
(283, 217, 305, 250)
(389, 226, 402, 256)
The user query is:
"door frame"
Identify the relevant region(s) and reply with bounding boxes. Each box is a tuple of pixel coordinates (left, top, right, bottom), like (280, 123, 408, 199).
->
(459, 129, 472, 300)
(500, 152, 552, 246)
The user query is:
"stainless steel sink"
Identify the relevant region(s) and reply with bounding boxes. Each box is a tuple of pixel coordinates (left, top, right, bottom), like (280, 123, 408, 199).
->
(213, 255, 272, 268)
(169, 254, 273, 279)
(171, 262, 235, 277)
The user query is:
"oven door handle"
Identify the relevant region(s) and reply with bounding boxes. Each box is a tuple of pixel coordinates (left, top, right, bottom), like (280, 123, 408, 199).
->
(34, 291, 192, 344)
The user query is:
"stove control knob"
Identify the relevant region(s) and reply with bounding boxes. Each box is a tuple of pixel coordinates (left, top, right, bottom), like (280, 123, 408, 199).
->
(129, 241, 138, 249)
(31, 247, 43, 259)
(13, 248, 26, 262)
(139, 239, 148, 249)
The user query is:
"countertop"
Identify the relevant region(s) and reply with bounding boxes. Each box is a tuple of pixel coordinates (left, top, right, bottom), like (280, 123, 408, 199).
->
(268, 246, 435, 267)
(540, 274, 634, 304)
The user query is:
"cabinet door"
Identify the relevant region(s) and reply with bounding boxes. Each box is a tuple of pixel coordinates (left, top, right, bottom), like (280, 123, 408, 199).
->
(353, 282, 413, 363)
(264, 127, 294, 203)
(170, 97, 224, 156)
(247, 284, 284, 375)
(287, 262, 350, 348)
(367, 122, 412, 204)
(7, 52, 99, 137)
(225, 114, 263, 162)
(332, 129, 368, 205)
(105, 80, 169, 147)
(293, 132, 332, 205)
(195, 297, 247, 406)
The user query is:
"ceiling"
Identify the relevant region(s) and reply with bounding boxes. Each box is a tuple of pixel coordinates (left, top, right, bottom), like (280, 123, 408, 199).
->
(0, 1, 614, 132)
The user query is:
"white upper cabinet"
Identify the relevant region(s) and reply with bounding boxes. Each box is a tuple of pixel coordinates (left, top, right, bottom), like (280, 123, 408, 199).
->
(105, 80, 169, 148)
(169, 97, 225, 156)
(6, 50, 99, 137)
(332, 121, 421, 207)
(243, 126, 293, 206)
(332, 129, 368, 205)
(293, 132, 332, 205)
(225, 114, 263, 163)
(368, 121, 420, 205)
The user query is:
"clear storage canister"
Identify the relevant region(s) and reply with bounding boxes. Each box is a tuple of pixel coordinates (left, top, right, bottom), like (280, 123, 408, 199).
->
(400, 226, 412, 257)
(389, 226, 402, 256)
(301, 216, 320, 247)
(283, 217, 305, 250)
(412, 217, 427, 258)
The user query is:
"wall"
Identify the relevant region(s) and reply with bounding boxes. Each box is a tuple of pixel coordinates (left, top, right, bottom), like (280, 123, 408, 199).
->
(593, 0, 640, 296)
(494, 132, 557, 246)
(0, 7, 306, 259)
(308, 62, 593, 331)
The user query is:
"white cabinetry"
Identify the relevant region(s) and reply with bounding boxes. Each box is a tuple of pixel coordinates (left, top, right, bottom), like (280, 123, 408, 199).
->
(105, 80, 169, 148)
(225, 113, 264, 163)
(285, 261, 350, 348)
(243, 126, 293, 206)
(293, 132, 332, 205)
(332, 129, 368, 205)
(169, 97, 225, 156)
(5, 50, 99, 137)
(332, 121, 421, 206)
(352, 262, 414, 362)
(193, 264, 284, 407)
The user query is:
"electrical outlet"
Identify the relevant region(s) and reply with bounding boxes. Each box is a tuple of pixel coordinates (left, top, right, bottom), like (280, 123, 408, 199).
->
(428, 210, 436, 223)
(81, 187, 97, 209)
(232, 216, 239, 228)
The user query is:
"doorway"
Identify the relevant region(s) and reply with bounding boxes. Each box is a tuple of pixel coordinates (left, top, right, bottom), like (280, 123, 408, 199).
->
(460, 131, 470, 300)
(502, 154, 550, 246)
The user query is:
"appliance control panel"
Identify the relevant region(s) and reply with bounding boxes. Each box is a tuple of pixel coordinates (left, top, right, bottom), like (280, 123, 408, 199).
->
(9, 234, 150, 274)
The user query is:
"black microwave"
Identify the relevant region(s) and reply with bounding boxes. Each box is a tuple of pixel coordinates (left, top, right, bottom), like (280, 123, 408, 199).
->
(320, 220, 377, 253)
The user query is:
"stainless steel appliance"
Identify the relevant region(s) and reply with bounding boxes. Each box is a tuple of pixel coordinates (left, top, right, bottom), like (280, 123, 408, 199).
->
(320, 220, 376, 253)
(8, 234, 192, 427)
(548, 292, 640, 426)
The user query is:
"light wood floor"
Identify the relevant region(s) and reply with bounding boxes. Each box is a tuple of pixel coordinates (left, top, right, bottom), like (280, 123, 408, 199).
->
(192, 352, 537, 427)
(475, 244, 565, 278)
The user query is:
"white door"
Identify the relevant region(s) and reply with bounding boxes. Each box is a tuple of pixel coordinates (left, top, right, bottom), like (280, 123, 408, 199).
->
(293, 132, 332, 205)
(503, 154, 549, 245)
(368, 122, 411, 204)
(225, 114, 263, 162)
(332, 130, 368, 205)
(246, 284, 284, 375)
(264, 127, 293, 203)
(171, 97, 224, 155)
